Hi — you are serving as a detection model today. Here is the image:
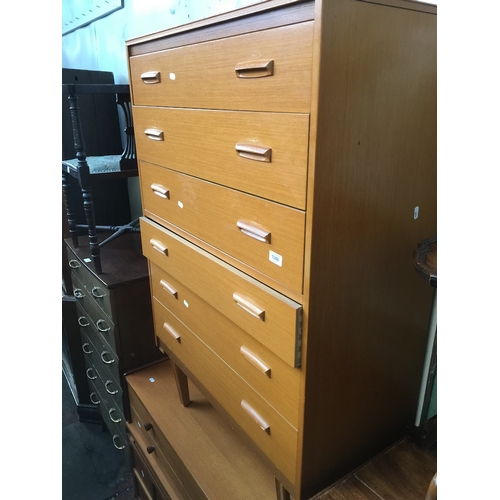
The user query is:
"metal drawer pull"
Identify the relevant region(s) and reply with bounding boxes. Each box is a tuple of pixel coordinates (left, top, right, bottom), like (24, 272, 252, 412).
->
(235, 143, 272, 163)
(236, 220, 271, 243)
(241, 400, 270, 434)
(112, 434, 126, 450)
(90, 392, 100, 405)
(233, 292, 265, 321)
(82, 343, 93, 355)
(140, 71, 161, 84)
(96, 319, 111, 333)
(240, 346, 271, 377)
(105, 380, 119, 395)
(151, 183, 170, 199)
(109, 408, 122, 423)
(101, 351, 115, 364)
(73, 288, 85, 299)
(68, 259, 81, 269)
(91, 287, 106, 299)
(160, 279, 178, 298)
(145, 128, 164, 141)
(86, 368, 97, 380)
(163, 322, 181, 342)
(150, 238, 168, 256)
(235, 59, 274, 78)
(78, 316, 90, 327)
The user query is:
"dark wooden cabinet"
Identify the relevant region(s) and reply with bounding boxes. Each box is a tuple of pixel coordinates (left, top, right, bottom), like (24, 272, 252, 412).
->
(65, 232, 163, 450)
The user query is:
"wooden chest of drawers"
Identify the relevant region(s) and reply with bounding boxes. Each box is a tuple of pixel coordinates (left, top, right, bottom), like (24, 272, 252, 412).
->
(126, 0, 437, 498)
(65, 233, 162, 451)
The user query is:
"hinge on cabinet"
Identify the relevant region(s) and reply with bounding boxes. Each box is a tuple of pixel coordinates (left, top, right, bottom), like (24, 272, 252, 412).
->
(295, 307, 303, 368)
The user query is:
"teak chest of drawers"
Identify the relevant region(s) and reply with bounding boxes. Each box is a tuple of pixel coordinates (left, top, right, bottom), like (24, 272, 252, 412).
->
(125, 1, 437, 498)
(65, 233, 162, 451)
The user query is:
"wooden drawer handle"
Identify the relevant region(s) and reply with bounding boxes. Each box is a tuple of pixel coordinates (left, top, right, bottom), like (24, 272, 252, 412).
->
(101, 351, 115, 364)
(233, 292, 265, 321)
(109, 407, 122, 423)
(241, 400, 270, 434)
(68, 259, 81, 269)
(146, 445, 155, 454)
(145, 128, 164, 141)
(151, 183, 170, 199)
(91, 286, 106, 299)
(235, 60, 274, 78)
(144, 423, 153, 432)
(240, 346, 271, 377)
(236, 220, 271, 243)
(150, 238, 168, 256)
(96, 319, 111, 333)
(163, 322, 181, 342)
(160, 279, 178, 298)
(140, 71, 161, 84)
(235, 143, 272, 163)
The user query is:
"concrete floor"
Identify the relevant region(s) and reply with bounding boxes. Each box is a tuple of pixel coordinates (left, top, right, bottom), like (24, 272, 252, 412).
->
(62, 373, 135, 500)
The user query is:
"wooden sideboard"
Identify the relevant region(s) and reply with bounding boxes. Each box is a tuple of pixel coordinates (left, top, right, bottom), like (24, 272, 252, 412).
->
(125, 0, 437, 498)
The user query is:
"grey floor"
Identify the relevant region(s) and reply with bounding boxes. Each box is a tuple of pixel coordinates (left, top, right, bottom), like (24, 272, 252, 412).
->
(62, 373, 135, 500)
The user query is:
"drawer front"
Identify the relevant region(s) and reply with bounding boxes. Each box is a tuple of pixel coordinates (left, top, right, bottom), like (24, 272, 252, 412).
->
(80, 327, 124, 412)
(153, 301, 297, 484)
(141, 218, 302, 367)
(87, 370, 127, 448)
(129, 22, 313, 113)
(150, 263, 300, 429)
(66, 247, 114, 317)
(128, 390, 205, 500)
(73, 275, 119, 356)
(140, 162, 305, 293)
(134, 106, 309, 209)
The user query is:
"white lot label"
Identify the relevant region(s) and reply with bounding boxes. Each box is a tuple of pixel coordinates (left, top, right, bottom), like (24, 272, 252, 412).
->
(269, 250, 283, 267)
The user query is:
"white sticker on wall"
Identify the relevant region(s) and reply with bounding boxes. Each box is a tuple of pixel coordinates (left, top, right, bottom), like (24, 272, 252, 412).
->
(170, 73, 176, 80)
(269, 250, 283, 267)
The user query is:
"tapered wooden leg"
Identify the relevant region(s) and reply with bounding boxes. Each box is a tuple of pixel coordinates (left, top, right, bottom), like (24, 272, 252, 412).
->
(275, 478, 291, 500)
(172, 362, 191, 407)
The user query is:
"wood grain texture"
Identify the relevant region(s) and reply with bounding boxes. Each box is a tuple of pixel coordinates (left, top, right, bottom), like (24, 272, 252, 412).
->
(133, 106, 310, 209)
(140, 162, 306, 294)
(297, 0, 437, 496)
(129, 22, 314, 113)
(126, 359, 280, 500)
(140, 218, 302, 368)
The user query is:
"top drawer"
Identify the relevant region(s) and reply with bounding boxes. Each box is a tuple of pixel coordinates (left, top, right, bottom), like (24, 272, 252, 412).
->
(129, 21, 313, 113)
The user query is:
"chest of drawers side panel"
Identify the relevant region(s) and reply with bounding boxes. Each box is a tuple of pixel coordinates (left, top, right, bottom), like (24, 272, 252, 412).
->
(296, 1, 437, 497)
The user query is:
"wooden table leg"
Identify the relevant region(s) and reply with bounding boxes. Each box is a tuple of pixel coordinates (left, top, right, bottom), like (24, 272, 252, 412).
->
(172, 361, 191, 407)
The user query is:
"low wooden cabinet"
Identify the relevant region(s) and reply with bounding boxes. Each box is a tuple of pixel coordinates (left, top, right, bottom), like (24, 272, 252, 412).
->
(65, 233, 162, 451)
(125, 0, 437, 498)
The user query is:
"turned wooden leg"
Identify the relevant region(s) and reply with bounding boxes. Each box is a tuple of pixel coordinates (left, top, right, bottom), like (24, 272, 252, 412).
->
(172, 362, 191, 407)
(275, 478, 291, 500)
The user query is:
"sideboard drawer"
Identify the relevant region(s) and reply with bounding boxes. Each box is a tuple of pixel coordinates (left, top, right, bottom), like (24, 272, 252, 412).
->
(150, 262, 300, 429)
(140, 162, 305, 293)
(133, 106, 309, 209)
(153, 300, 298, 484)
(129, 21, 313, 113)
(141, 218, 302, 368)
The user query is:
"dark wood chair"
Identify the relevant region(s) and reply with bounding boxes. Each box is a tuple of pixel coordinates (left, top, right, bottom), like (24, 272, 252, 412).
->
(62, 76, 140, 274)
